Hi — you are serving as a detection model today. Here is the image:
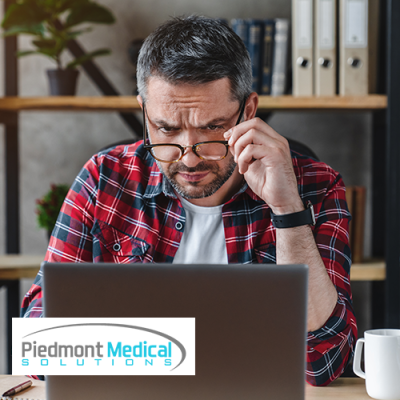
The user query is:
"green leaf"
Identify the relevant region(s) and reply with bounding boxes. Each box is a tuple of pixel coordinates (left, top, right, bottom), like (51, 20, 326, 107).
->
(39, 0, 73, 13)
(65, 2, 115, 28)
(43, 0, 60, 9)
(16, 50, 38, 57)
(65, 27, 92, 40)
(16, 49, 57, 63)
(56, 0, 90, 13)
(36, 184, 70, 231)
(36, 47, 59, 58)
(66, 48, 110, 69)
(32, 39, 57, 49)
(2, 3, 50, 29)
(2, 23, 45, 37)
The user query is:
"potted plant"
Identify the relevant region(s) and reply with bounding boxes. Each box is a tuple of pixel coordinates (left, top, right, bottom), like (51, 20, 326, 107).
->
(1, 0, 115, 95)
(36, 183, 69, 240)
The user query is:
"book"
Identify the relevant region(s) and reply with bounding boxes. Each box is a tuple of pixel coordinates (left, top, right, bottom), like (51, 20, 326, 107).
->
(248, 19, 264, 93)
(271, 18, 290, 96)
(232, 18, 289, 95)
(261, 19, 275, 95)
(346, 186, 366, 263)
(231, 18, 249, 48)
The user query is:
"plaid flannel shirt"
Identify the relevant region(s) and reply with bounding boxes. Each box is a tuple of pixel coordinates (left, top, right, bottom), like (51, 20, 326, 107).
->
(21, 141, 357, 386)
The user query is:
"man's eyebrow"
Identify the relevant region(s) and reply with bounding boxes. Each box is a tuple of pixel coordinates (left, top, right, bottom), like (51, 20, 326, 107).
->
(200, 117, 231, 126)
(151, 118, 179, 127)
(152, 116, 231, 127)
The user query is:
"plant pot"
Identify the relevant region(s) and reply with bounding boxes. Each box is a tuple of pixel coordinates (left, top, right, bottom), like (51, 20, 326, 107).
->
(46, 69, 80, 96)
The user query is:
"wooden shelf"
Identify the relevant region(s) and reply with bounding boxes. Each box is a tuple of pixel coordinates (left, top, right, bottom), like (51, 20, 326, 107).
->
(0, 254, 44, 279)
(0, 94, 387, 112)
(350, 259, 386, 281)
(0, 255, 386, 281)
(257, 94, 387, 110)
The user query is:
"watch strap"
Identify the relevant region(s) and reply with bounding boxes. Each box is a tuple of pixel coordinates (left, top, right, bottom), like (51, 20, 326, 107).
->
(270, 201, 316, 229)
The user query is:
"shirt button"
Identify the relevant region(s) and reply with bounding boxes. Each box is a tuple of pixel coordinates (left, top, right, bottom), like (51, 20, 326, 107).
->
(175, 222, 183, 231)
(113, 243, 121, 252)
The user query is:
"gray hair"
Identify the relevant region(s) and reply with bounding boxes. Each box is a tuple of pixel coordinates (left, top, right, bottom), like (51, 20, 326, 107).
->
(137, 15, 252, 103)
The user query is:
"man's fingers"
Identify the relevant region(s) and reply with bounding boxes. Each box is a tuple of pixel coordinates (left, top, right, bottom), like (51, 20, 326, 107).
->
(225, 117, 287, 147)
(236, 144, 263, 174)
(231, 128, 288, 164)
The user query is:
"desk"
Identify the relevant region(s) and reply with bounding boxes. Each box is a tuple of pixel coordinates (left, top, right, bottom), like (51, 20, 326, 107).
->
(305, 378, 369, 399)
(0, 376, 369, 399)
(0, 255, 43, 374)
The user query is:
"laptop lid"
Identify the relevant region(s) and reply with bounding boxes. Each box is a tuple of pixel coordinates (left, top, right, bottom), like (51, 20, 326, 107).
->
(43, 263, 308, 400)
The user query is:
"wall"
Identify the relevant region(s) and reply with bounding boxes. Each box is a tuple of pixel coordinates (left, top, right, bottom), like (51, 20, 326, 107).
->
(0, 0, 373, 372)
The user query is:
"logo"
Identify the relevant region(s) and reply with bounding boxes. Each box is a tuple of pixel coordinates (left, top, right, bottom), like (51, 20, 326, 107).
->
(13, 318, 195, 375)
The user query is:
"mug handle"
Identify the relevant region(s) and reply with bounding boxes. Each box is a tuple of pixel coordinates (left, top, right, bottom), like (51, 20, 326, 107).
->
(353, 338, 366, 379)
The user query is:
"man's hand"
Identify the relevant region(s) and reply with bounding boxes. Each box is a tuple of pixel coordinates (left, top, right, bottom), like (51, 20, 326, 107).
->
(224, 115, 339, 332)
(224, 117, 304, 214)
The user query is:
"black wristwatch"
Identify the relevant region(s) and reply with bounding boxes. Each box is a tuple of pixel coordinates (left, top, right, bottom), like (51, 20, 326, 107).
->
(270, 201, 316, 229)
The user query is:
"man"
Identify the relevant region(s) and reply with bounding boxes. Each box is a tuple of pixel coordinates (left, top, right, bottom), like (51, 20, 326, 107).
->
(21, 16, 357, 386)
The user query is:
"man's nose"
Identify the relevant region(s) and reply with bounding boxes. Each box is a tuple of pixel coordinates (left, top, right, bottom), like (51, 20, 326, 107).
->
(180, 144, 201, 168)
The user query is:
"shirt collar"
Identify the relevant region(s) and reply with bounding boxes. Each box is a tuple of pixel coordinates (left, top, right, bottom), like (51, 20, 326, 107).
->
(143, 157, 178, 199)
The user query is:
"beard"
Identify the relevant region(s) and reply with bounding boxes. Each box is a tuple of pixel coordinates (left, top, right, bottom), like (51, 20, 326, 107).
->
(157, 156, 237, 199)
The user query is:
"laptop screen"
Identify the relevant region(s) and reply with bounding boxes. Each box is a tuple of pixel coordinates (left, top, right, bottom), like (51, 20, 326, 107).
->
(43, 263, 308, 400)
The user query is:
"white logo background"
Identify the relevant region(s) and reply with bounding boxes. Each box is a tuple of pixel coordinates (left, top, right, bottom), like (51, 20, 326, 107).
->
(13, 318, 195, 375)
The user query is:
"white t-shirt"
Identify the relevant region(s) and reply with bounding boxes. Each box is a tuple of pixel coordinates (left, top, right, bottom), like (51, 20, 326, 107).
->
(173, 196, 228, 264)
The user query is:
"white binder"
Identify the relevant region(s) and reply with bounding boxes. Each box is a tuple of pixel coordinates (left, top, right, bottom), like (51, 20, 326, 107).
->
(339, 0, 369, 95)
(314, 0, 337, 96)
(292, 0, 314, 96)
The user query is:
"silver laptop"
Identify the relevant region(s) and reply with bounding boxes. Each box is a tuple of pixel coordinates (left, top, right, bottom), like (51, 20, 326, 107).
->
(43, 263, 308, 400)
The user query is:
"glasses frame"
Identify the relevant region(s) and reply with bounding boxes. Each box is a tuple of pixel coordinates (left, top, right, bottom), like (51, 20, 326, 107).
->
(143, 98, 247, 163)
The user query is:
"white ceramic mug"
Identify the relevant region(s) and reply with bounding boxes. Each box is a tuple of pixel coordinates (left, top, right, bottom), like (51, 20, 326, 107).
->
(353, 329, 400, 400)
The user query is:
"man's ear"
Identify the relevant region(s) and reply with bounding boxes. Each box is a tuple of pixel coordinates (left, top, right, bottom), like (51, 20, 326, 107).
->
(245, 92, 259, 120)
(137, 95, 143, 109)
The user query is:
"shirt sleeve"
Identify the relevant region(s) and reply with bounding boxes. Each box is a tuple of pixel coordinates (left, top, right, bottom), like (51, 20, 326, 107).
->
(305, 172, 357, 386)
(20, 155, 99, 319)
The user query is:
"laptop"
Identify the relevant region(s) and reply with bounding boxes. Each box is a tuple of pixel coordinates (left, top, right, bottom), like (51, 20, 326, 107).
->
(43, 263, 308, 400)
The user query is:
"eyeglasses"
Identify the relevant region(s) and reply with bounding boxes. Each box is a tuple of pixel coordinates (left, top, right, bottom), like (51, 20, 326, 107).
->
(143, 99, 246, 163)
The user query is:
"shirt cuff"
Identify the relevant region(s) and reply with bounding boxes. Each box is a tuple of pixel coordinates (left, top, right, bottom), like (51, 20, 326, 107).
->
(307, 293, 351, 355)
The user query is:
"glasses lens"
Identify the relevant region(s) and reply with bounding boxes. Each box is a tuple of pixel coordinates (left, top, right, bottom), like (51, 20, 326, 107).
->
(151, 145, 182, 162)
(196, 142, 227, 160)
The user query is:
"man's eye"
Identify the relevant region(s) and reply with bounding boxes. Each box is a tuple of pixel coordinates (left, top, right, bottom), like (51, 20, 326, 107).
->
(158, 127, 176, 133)
(207, 125, 224, 131)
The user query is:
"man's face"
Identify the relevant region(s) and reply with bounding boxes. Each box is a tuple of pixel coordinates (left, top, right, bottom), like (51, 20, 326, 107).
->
(141, 77, 244, 206)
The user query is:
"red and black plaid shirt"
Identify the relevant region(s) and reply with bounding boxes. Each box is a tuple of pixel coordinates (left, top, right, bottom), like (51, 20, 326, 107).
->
(21, 141, 357, 386)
